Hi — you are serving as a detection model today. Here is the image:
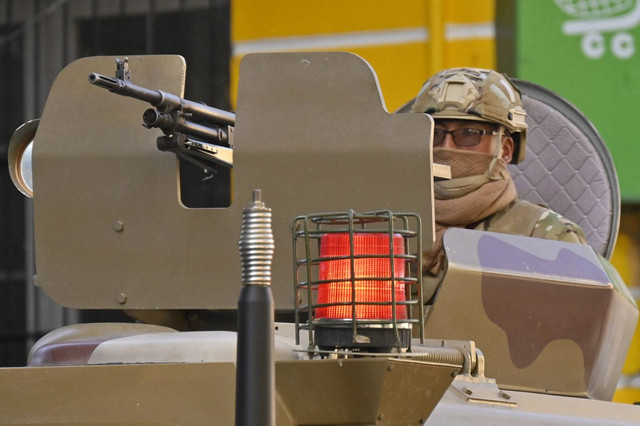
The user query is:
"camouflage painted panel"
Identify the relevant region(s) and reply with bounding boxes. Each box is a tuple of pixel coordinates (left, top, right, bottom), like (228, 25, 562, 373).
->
(443, 228, 610, 286)
(441, 228, 613, 387)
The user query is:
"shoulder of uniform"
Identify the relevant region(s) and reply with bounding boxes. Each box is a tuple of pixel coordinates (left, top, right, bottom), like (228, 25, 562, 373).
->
(534, 208, 575, 227)
(484, 199, 546, 229)
(531, 205, 588, 244)
(490, 199, 549, 226)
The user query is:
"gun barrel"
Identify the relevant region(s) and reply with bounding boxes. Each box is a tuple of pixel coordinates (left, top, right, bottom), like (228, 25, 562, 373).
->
(183, 100, 235, 127)
(88, 72, 235, 127)
(88, 73, 165, 106)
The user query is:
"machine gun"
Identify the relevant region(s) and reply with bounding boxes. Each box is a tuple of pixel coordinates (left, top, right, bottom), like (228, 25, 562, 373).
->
(88, 58, 234, 171)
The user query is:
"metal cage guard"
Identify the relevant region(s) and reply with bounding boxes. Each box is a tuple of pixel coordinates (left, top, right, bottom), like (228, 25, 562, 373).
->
(292, 210, 424, 354)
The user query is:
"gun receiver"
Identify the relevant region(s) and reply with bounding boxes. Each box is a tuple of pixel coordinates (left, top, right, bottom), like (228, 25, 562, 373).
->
(88, 58, 234, 170)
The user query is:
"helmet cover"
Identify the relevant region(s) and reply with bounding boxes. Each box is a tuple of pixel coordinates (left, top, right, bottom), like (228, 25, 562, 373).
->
(412, 67, 527, 164)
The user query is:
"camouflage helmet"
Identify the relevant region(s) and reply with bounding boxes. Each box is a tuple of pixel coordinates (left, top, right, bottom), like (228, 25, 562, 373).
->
(411, 67, 528, 164)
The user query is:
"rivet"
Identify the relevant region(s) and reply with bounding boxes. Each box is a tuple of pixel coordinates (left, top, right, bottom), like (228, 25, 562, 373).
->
(463, 386, 473, 395)
(117, 293, 127, 304)
(113, 221, 125, 232)
(377, 414, 384, 421)
(387, 364, 394, 371)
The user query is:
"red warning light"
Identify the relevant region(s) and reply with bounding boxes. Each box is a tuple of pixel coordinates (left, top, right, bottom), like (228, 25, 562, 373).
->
(316, 233, 407, 320)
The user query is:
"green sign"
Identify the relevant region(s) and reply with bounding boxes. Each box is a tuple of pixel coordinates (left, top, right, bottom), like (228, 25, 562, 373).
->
(515, 0, 640, 201)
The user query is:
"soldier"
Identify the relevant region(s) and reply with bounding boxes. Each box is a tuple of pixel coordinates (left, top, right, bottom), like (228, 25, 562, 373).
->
(410, 68, 587, 297)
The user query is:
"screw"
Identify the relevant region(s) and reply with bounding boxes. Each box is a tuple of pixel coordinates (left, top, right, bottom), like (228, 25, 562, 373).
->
(113, 221, 125, 232)
(499, 390, 511, 400)
(117, 293, 127, 304)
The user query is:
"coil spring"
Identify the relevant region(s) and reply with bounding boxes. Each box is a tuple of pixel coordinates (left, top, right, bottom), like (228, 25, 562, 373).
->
(239, 190, 275, 285)
(409, 345, 465, 368)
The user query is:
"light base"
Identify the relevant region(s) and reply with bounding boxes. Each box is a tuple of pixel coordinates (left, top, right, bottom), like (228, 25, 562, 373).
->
(315, 325, 411, 353)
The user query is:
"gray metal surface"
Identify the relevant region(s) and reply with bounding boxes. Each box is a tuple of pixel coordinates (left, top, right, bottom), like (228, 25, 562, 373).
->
(426, 375, 640, 425)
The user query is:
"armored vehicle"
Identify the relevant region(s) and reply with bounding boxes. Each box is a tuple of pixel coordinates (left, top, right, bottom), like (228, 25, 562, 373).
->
(2, 52, 639, 425)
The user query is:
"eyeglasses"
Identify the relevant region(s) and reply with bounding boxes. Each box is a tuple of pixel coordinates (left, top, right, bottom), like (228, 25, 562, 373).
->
(433, 128, 498, 147)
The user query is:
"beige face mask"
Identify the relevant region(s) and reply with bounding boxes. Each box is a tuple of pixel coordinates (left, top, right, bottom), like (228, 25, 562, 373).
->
(433, 147, 511, 200)
(424, 144, 518, 275)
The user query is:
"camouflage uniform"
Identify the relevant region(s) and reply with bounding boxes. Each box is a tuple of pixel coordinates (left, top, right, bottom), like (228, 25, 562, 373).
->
(476, 199, 587, 244)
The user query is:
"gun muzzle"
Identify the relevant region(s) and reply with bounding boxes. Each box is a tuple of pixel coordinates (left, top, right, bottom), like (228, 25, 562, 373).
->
(88, 73, 120, 91)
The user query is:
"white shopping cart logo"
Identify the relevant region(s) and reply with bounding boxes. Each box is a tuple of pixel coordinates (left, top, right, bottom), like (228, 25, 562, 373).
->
(555, 0, 640, 59)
